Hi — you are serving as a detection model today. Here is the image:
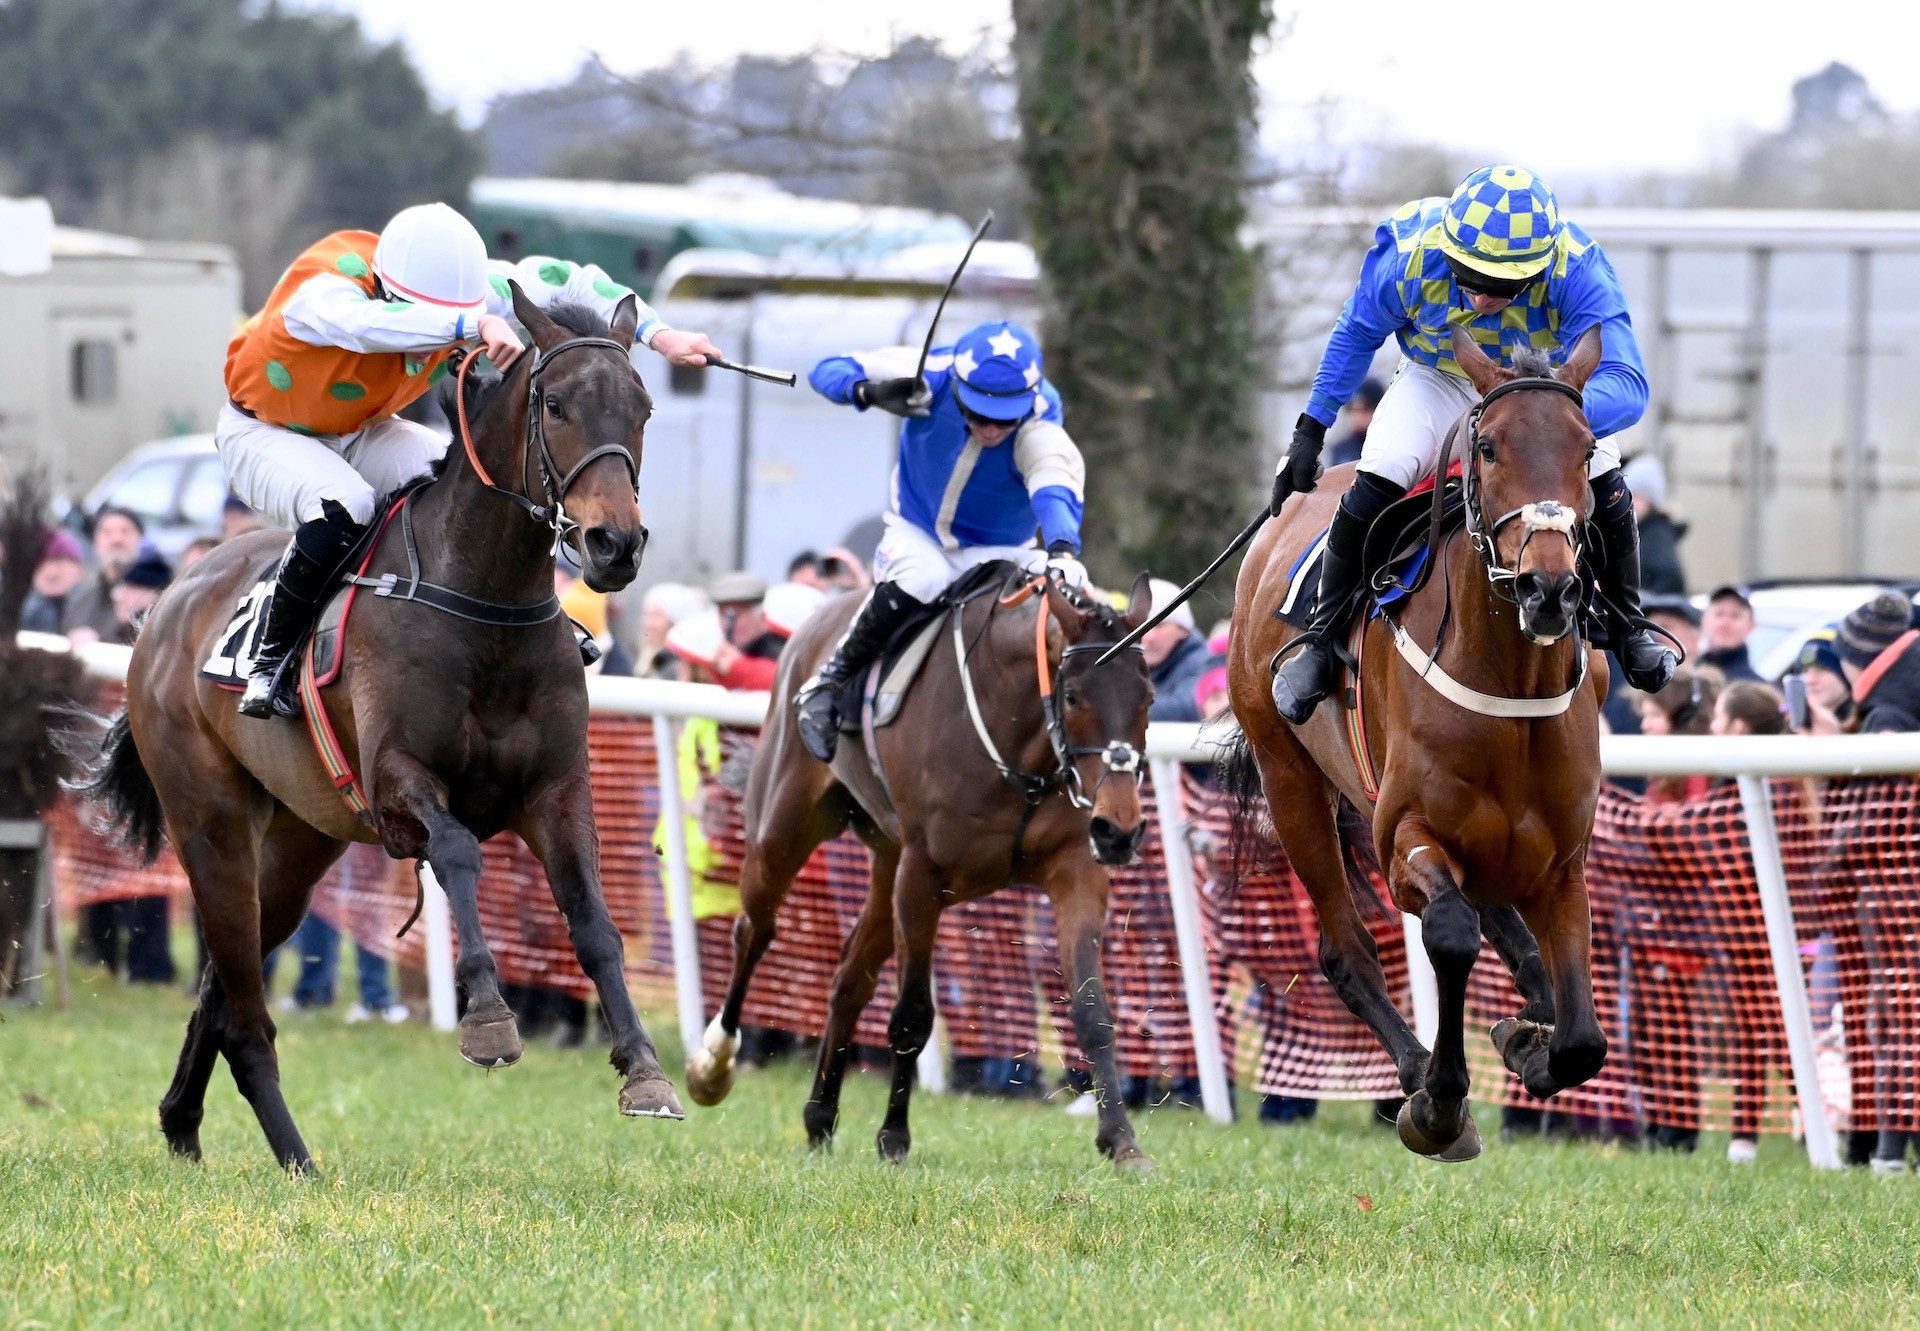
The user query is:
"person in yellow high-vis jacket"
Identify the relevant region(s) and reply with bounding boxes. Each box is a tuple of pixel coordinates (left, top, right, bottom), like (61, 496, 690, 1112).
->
(653, 717, 741, 923)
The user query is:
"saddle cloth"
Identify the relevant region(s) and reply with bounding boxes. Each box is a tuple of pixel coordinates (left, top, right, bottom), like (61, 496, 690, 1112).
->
(835, 560, 1022, 736)
(1274, 476, 1464, 631)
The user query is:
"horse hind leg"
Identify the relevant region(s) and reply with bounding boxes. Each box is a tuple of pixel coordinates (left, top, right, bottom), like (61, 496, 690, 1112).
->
(1480, 904, 1560, 1095)
(802, 841, 898, 1151)
(159, 968, 225, 1160)
(875, 848, 942, 1165)
(685, 772, 848, 1107)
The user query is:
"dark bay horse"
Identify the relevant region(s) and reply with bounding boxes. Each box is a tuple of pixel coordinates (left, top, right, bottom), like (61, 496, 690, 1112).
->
(1225, 328, 1611, 1161)
(684, 569, 1160, 1171)
(84, 287, 681, 1172)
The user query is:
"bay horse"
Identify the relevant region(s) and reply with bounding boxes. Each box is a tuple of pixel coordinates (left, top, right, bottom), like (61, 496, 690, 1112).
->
(683, 569, 1160, 1171)
(83, 287, 681, 1172)
(1224, 328, 1611, 1161)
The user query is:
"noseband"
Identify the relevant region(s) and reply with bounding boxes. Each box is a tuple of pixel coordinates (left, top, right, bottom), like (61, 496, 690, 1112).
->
(1458, 374, 1588, 604)
(454, 336, 644, 546)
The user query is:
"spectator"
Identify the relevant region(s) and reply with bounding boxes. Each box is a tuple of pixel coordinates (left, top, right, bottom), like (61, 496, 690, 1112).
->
(556, 557, 634, 676)
(1322, 378, 1383, 468)
(108, 552, 172, 646)
(19, 529, 87, 634)
(1633, 666, 1721, 803)
(1697, 585, 1762, 684)
(1140, 579, 1209, 723)
(179, 535, 222, 570)
(639, 582, 708, 679)
(1787, 630, 1853, 733)
(1623, 454, 1688, 596)
(816, 547, 871, 592)
(222, 495, 265, 540)
(1836, 590, 1920, 733)
(707, 571, 787, 692)
(61, 506, 145, 642)
(786, 550, 824, 588)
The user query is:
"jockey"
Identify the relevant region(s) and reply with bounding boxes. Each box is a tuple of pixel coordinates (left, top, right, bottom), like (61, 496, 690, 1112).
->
(794, 320, 1088, 762)
(220, 202, 720, 719)
(1269, 164, 1678, 724)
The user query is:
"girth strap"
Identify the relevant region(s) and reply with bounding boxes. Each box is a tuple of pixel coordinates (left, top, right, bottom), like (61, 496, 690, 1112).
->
(344, 495, 562, 628)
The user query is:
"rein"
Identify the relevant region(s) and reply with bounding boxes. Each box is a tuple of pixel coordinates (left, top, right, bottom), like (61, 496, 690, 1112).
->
(954, 572, 1145, 876)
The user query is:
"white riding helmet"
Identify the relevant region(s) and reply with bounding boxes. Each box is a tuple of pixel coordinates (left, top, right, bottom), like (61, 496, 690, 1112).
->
(372, 202, 488, 315)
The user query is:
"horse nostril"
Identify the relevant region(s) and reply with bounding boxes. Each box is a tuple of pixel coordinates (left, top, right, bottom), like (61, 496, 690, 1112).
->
(1090, 816, 1120, 844)
(1557, 576, 1583, 611)
(585, 525, 638, 567)
(1515, 571, 1546, 605)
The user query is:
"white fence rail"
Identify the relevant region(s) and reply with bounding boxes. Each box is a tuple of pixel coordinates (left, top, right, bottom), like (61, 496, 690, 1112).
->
(36, 630, 1920, 1165)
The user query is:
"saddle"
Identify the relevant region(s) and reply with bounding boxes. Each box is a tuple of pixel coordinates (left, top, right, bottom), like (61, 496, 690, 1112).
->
(834, 560, 1024, 737)
(1274, 476, 1468, 632)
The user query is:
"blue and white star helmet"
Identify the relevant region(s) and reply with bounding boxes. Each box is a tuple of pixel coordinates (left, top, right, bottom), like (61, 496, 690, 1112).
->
(948, 320, 1044, 421)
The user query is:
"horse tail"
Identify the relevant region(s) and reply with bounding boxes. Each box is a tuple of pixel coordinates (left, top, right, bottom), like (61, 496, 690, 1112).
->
(73, 708, 167, 866)
(1214, 724, 1267, 894)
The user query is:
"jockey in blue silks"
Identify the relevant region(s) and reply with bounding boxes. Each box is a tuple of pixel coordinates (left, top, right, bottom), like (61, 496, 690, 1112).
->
(1269, 164, 1679, 724)
(795, 320, 1088, 762)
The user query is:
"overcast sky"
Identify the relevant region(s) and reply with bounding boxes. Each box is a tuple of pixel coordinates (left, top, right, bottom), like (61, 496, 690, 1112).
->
(314, 0, 1920, 182)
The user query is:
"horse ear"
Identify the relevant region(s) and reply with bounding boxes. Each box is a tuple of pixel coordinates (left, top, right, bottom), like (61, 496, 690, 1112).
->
(609, 294, 640, 350)
(1043, 577, 1092, 638)
(1450, 326, 1509, 396)
(1122, 572, 1154, 632)
(1556, 326, 1603, 393)
(509, 280, 565, 351)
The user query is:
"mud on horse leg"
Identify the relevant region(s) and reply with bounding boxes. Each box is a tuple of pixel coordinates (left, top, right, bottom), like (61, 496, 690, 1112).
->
(1048, 863, 1151, 1172)
(376, 755, 521, 1069)
(522, 777, 681, 1118)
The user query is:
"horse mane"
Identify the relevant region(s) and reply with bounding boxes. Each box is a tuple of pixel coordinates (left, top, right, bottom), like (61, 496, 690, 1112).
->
(433, 301, 615, 435)
(1511, 346, 1555, 378)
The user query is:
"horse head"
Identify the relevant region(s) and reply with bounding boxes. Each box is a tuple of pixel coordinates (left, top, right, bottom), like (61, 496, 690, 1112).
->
(1043, 571, 1156, 866)
(1449, 326, 1603, 644)
(509, 282, 654, 592)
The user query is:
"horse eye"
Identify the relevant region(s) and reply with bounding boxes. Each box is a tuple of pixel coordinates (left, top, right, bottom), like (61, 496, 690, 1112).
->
(1061, 685, 1081, 707)
(1477, 436, 1496, 462)
(545, 395, 565, 419)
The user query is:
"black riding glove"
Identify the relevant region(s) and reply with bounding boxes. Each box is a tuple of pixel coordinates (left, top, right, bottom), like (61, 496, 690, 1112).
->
(1271, 414, 1327, 515)
(855, 377, 933, 419)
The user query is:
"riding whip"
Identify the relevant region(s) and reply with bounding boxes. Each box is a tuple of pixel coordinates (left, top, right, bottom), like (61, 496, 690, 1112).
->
(703, 355, 797, 387)
(1094, 505, 1270, 667)
(914, 211, 996, 385)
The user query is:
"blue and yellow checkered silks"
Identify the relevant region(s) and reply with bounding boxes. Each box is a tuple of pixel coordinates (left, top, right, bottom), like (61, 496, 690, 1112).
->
(1440, 165, 1562, 280)
(1389, 196, 1591, 379)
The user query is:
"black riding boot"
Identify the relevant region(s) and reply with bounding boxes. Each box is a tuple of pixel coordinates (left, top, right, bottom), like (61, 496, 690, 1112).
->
(1590, 468, 1678, 693)
(238, 501, 367, 719)
(794, 582, 926, 762)
(1271, 472, 1406, 725)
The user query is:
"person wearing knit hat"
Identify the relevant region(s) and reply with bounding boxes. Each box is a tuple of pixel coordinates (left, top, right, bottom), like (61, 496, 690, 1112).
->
(1838, 590, 1920, 734)
(109, 552, 174, 644)
(20, 527, 88, 634)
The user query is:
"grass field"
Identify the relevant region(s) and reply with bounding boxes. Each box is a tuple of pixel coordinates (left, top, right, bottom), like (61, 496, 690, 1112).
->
(3, 979, 1916, 1330)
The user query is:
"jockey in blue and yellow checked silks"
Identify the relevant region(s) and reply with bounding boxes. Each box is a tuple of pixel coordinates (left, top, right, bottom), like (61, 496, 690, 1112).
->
(794, 320, 1088, 762)
(1268, 164, 1678, 724)
(220, 202, 722, 720)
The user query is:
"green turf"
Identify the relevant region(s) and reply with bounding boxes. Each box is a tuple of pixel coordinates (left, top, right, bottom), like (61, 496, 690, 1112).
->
(2, 980, 1914, 1330)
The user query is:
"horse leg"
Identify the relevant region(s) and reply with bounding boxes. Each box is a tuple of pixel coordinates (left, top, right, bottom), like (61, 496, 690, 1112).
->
(803, 841, 898, 1151)
(520, 775, 680, 1119)
(158, 968, 224, 1160)
(685, 770, 848, 1107)
(1254, 740, 1429, 1092)
(374, 754, 519, 1068)
(1480, 904, 1560, 1089)
(875, 849, 942, 1165)
(1393, 837, 1482, 1162)
(1045, 858, 1152, 1173)
(1510, 869, 1608, 1099)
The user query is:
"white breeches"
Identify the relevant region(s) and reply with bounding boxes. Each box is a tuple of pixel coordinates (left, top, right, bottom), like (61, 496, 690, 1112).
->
(871, 513, 1043, 604)
(215, 402, 449, 529)
(1357, 360, 1620, 490)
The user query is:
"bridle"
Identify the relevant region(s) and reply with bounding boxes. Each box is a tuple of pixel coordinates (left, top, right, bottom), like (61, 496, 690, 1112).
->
(1456, 374, 1590, 605)
(453, 336, 645, 550)
(953, 571, 1146, 873)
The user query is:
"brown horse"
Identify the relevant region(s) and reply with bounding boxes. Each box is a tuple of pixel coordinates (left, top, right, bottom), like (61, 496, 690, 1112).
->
(82, 288, 681, 1172)
(1224, 328, 1611, 1161)
(683, 569, 1160, 1171)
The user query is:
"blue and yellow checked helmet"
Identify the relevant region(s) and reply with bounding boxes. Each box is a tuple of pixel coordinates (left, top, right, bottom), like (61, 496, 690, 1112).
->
(1440, 165, 1562, 282)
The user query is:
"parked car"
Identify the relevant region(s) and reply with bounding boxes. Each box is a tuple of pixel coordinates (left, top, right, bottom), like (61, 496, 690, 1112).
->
(77, 434, 225, 560)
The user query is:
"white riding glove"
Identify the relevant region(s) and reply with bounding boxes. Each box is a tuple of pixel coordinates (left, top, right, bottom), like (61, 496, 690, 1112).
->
(1045, 552, 1089, 589)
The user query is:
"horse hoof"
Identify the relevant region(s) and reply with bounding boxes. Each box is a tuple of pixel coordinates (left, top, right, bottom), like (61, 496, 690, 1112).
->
(683, 1052, 735, 1108)
(620, 1075, 686, 1120)
(1111, 1145, 1156, 1176)
(1491, 1017, 1551, 1063)
(876, 1130, 910, 1165)
(1396, 1091, 1474, 1160)
(458, 1011, 524, 1068)
(1433, 1112, 1482, 1163)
